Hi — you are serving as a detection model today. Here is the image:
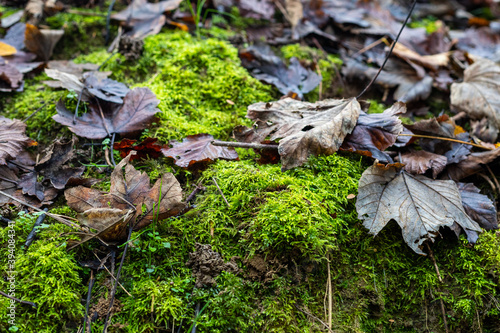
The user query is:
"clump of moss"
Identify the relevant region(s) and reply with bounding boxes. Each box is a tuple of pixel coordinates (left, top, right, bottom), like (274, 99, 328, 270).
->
(0, 212, 84, 333)
(76, 30, 274, 141)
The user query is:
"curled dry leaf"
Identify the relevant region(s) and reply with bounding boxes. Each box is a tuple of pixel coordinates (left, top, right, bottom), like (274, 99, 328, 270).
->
(340, 102, 406, 163)
(24, 23, 63, 62)
(458, 182, 498, 231)
(444, 148, 500, 181)
(0, 64, 23, 91)
(162, 134, 239, 170)
(64, 152, 186, 244)
(356, 164, 481, 255)
(397, 150, 447, 179)
(0, 116, 31, 165)
(53, 87, 160, 139)
(451, 58, 500, 141)
(236, 98, 362, 170)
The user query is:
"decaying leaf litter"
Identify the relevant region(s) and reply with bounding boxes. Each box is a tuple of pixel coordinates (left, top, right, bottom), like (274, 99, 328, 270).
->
(0, 0, 500, 332)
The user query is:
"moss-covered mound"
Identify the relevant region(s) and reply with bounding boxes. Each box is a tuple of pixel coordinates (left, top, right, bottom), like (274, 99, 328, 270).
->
(0, 10, 499, 333)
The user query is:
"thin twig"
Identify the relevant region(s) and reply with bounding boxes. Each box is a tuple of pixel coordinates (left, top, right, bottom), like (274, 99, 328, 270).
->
(486, 165, 500, 193)
(211, 140, 278, 150)
(351, 37, 389, 59)
(110, 132, 117, 167)
(0, 190, 80, 229)
(426, 243, 443, 283)
(96, 99, 111, 136)
(83, 269, 96, 333)
(398, 133, 493, 150)
(186, 184, 205, 204)
(212, 177, 230, 207)
(92, 252, 132, 297)
(73, 89, 84, 125)
(102, 221, 134, 333)
(296, 305, 334, 333)
(327, 254, 332, 330)
(0, 290, 37, 308)
(356, 0, 418, 99)
(105, 0, 117, 44)
(23, 102, 47, 123)
(439, 296, 450, 333)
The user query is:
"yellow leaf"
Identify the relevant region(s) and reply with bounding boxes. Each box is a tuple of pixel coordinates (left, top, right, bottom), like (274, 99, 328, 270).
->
(0, 41, 17, 56)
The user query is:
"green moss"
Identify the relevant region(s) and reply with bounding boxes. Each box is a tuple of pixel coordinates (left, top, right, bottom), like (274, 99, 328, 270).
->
(367, 99, 386, 114)
(409, 16, 440, 34)
(280, 44, 343, 100)
(0, 212, 84, 333)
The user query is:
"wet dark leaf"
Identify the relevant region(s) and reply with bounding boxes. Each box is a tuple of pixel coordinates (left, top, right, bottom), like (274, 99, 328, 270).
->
(240, 45, 321, 99)
(444, 148, 500, 181)
(458, 182, 498, 230)
(53, 87, 160, 139)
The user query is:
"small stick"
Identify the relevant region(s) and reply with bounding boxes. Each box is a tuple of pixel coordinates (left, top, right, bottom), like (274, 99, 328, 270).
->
(0, 290, 37, 308)
(356, 0, 418, 99)
(186, 184, 205, 204)
(211, 140, 278, 150)
(296, 305, 334, 333)
(110, 133, 117, 167)
(83, 269, 96, 333)
(23, 102, 47, 123)
(102, 221, 134, 333)
(96, 99, 111, 137)
(105, 0, 117, 44)
(327, 254, 332, 330)
(212, 177, 230, 208)
(426, 242, 443, 283)
(24, 208, 48, 250)
(92, 252, 132, 297)
(73, 89, 85, 125)
(351, 37, 389, 59)
(439, 297, 450, 333)
(486, 165, 500, 193)
(398, 133, 493, 150)
(0, 190, 80, 229)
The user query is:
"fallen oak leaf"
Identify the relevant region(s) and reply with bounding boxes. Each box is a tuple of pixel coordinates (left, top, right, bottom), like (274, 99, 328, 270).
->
(53, 87, 160, 139)
(236, 97, 363, 170)
(356, 163, 481, 255)
(161, 134, 239, 170)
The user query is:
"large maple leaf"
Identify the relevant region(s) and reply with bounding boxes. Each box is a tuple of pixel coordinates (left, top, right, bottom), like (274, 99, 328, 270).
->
(356, 163, 481, 255)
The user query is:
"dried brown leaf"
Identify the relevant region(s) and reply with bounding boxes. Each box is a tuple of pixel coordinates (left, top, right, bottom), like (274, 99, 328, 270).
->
(0, 117, 30, 165)
(398, 150, 447, 179)
(162, 134, 238, 170)
(356, 164, 481, 255)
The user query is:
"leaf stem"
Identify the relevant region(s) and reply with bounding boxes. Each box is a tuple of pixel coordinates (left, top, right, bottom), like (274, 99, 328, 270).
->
(356, 0, 418, 99)
(398, 133, 493, 150)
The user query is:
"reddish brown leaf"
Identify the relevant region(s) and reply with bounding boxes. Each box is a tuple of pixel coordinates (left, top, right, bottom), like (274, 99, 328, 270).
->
(114, 137, 166, 160)
(64, 152, 186, 243)
(162, 134, 239, 169)
(397, 150, 447, 179)
(0, 117, 31, 165)
(53, 87, 160, 139)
